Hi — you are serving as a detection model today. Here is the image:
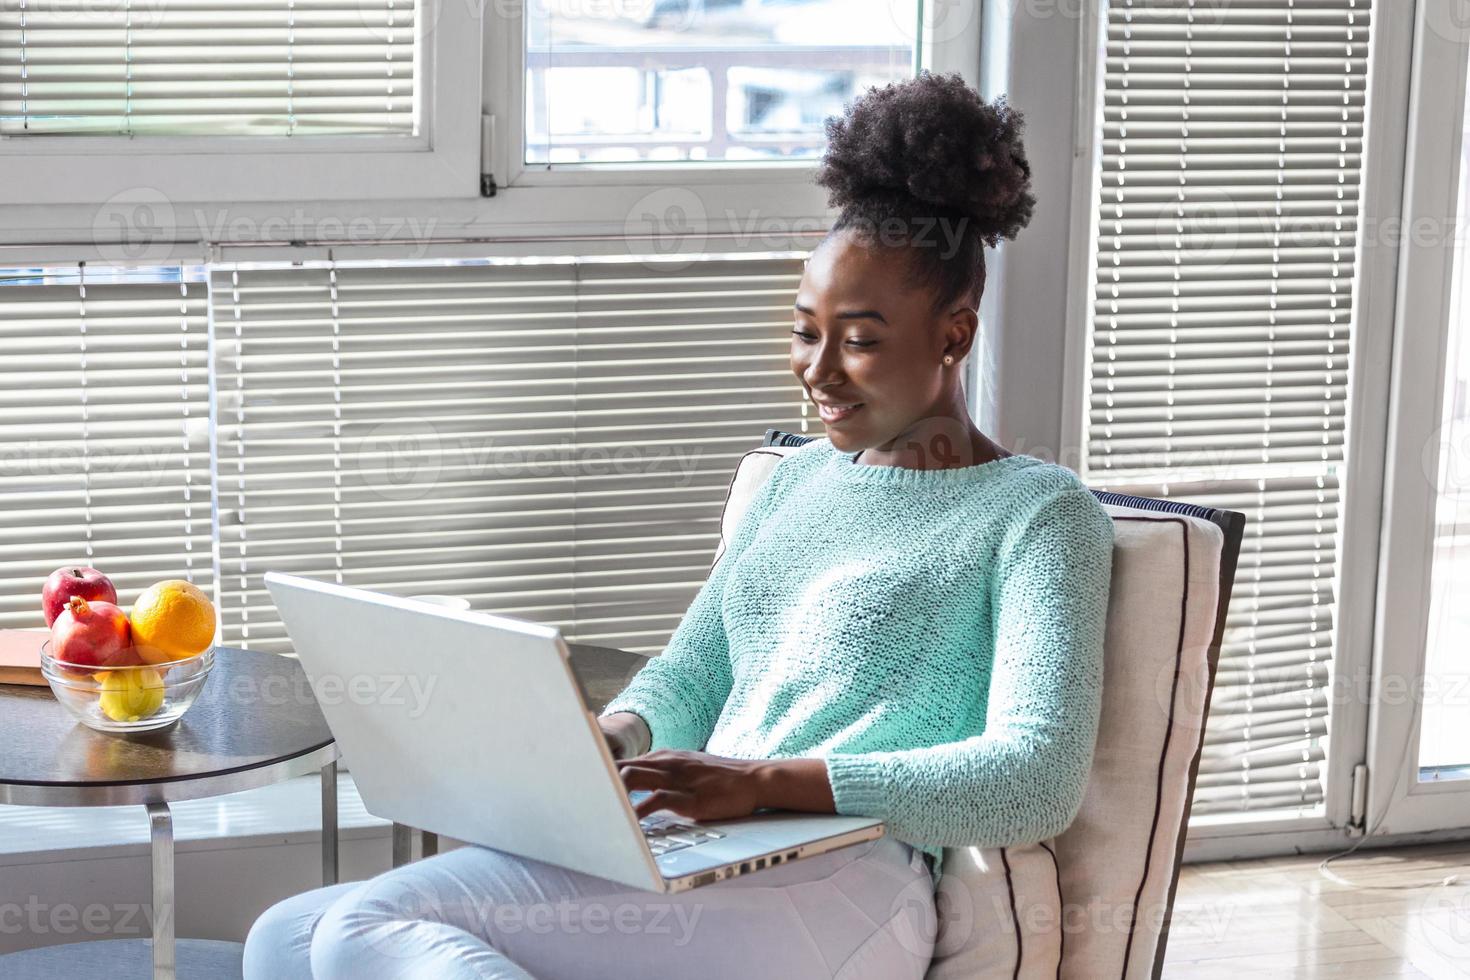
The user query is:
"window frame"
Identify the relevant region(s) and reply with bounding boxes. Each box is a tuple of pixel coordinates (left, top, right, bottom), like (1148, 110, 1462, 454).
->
(478, 0, 982, 231)
(0, 1, 978, 248)
(0, 0, 484, 206)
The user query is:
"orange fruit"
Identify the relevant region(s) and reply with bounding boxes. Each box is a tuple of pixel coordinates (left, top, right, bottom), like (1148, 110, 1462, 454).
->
(129, 580, 216, 665)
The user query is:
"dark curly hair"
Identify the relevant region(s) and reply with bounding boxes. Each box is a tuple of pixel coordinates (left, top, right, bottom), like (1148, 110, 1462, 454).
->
(814, 70, 1036, 318)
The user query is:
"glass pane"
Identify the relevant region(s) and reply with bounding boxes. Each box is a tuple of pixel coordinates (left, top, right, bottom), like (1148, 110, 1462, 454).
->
(525, 0, 917, 164)
(0, 0, 418, 137)
(1419, 72, 1470, 782)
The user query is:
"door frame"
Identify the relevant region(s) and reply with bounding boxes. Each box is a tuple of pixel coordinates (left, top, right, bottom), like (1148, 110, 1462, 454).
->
(1363, 0, 1470, 838)
(1058, 0, 1419, 844)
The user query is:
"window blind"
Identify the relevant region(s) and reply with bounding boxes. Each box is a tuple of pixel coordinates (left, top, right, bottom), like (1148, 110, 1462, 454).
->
(210, 254, 812, 656)
(0, 0, 416, 135)
(1085, 0, 1370, 815)
(0, 264, 214, 629)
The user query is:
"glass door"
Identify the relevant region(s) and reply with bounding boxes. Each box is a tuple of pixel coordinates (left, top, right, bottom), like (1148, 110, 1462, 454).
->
(1366, 6, 1470, 836)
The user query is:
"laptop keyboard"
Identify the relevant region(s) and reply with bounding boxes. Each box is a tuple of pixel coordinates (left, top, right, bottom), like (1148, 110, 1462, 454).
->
(638, 814, 726, 855)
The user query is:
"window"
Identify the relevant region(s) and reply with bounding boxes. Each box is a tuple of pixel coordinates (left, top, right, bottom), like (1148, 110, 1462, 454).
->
(0, 0, 481, 205)
(1079, 1, 1371, 817)
(211, 253, 813, 654)
(0, 252, 815, 654)
(2, 0, 969, 652)
(480, 0, 978, 236)
(0, 263, 213, 628)
(7, 0, 970, 242)
(1, 0, 417, 136)
(524, 0, 917, 164)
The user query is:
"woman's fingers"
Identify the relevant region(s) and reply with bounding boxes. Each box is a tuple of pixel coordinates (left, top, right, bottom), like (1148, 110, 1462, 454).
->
(614, 749, 679, 766)
(618, 763, 701, 818)
(634, 789, 695, 820)
(614, 751, 685, 773)
(616, 764, 674, 792)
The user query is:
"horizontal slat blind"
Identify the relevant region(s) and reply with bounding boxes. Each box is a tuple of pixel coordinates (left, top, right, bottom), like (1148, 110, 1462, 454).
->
(1086, 0, 1369, 816)
(0, 0, 416, 135)
(211, 255, 813, 655)
(0, 264, 214, 628)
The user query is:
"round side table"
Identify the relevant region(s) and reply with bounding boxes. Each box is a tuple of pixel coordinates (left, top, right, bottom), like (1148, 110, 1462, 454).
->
(0, 647, 339, 980)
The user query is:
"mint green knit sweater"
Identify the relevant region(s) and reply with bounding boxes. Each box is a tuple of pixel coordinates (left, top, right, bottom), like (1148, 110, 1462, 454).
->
(599, 436, 1115, 886)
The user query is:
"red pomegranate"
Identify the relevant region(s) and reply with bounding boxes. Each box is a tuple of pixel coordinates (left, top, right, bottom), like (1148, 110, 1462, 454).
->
(51, 596, 139, 669)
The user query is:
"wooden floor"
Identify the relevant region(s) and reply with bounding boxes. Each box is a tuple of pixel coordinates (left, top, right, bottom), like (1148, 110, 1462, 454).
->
(1161, 841, 1470, 979)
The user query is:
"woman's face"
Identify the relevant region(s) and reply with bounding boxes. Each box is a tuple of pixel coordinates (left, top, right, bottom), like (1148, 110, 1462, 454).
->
(791, 232, 973, 453)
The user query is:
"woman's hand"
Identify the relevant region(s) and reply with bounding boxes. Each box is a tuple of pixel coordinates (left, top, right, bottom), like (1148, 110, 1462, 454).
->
(598, 712, 652, 760)
(616, 751, 837, 822)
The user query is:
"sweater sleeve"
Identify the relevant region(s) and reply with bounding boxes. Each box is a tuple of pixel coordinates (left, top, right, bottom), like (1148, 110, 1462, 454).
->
(598, 455, 794, 752)
(823, 487, 1115, 848)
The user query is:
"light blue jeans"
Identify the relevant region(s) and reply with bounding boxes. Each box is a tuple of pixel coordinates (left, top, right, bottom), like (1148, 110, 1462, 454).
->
(242, 834, 936, 979)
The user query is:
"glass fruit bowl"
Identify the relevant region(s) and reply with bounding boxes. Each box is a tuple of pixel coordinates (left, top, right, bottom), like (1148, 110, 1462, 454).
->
(40, 642, 215, 734)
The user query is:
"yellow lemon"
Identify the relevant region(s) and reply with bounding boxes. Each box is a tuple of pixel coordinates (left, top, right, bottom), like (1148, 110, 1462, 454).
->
(98, 667, 165, 722)
(130, 580, 216, 665)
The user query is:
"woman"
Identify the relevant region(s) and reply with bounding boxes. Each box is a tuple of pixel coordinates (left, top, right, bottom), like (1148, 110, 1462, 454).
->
(243, 70, 1115, 980)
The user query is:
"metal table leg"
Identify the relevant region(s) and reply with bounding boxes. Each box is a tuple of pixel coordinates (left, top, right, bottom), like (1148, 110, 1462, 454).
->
(391, 824, 439, 868)
(392, 823, 412, 868)
(147, 802, 174, 980)
(321, 760, 339, 886)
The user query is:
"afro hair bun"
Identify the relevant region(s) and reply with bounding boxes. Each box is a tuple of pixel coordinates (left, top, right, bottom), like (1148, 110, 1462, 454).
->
(815, 71, 1036, 249)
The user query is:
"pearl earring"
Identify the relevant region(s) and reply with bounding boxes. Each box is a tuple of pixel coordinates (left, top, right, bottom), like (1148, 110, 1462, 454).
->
(943, 354, 954, 365)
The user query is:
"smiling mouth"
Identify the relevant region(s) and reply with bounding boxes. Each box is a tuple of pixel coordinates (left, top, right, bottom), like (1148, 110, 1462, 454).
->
(817, 402, 863, 423)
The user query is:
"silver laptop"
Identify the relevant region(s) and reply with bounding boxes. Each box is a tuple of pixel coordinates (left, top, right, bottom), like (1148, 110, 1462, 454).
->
(264, 572, 885, 893)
